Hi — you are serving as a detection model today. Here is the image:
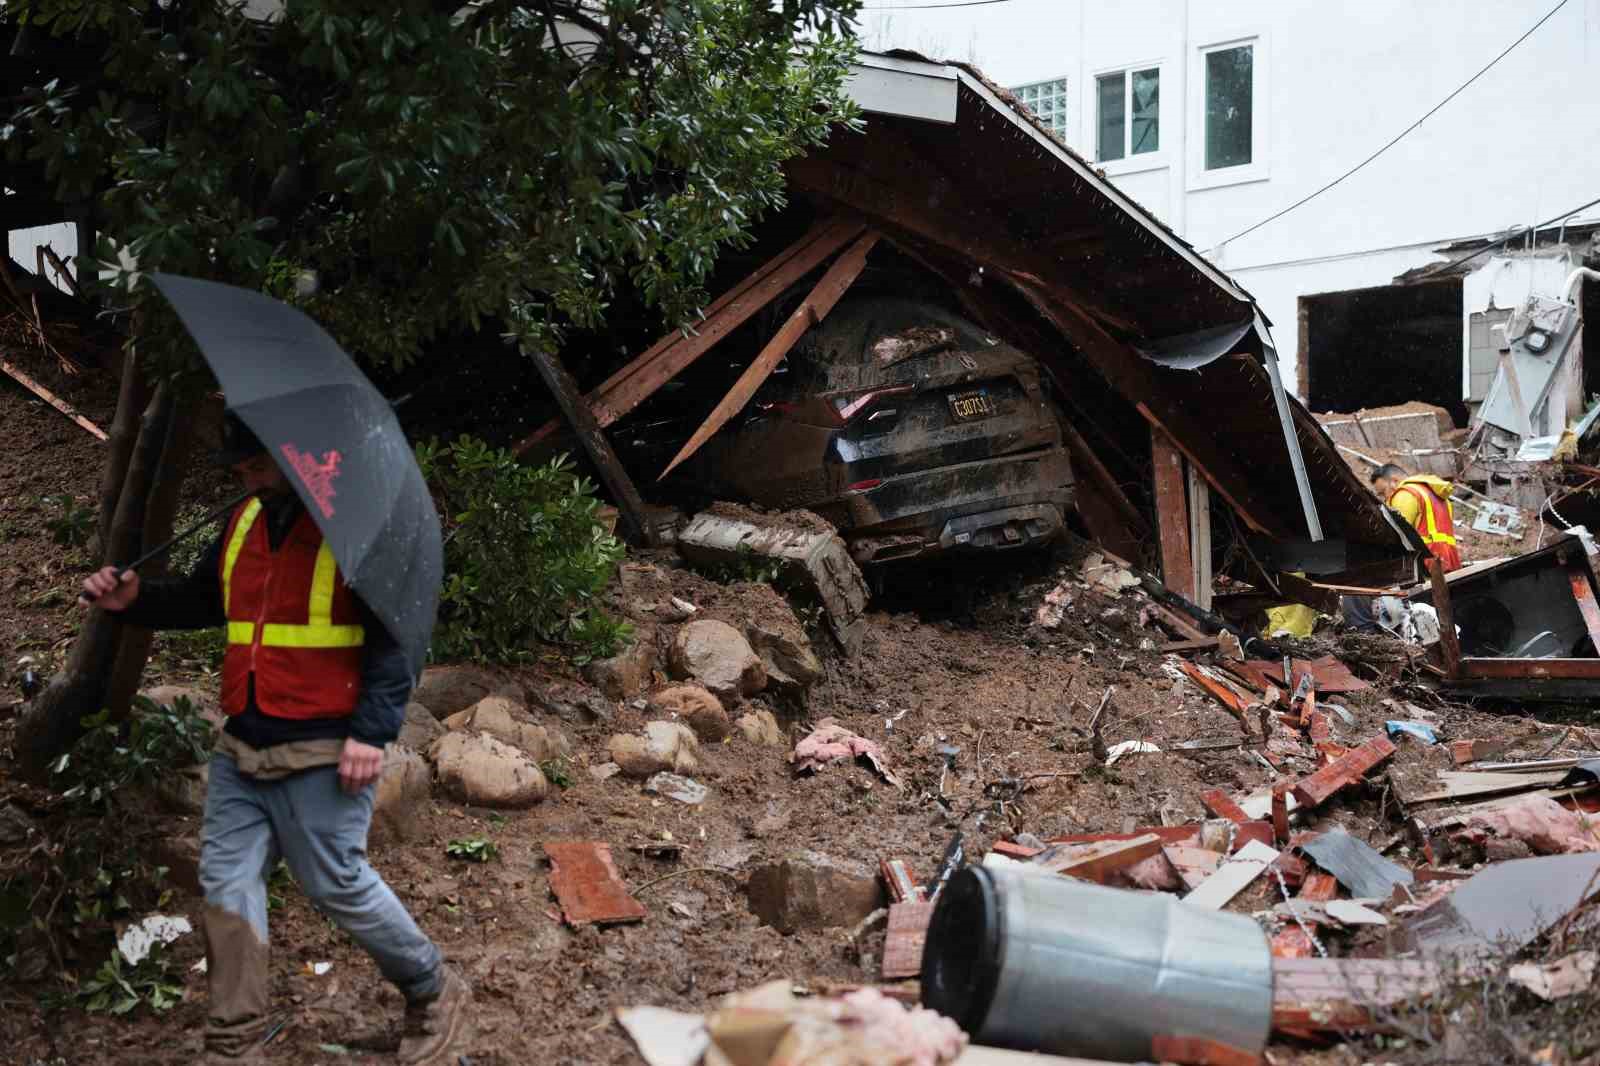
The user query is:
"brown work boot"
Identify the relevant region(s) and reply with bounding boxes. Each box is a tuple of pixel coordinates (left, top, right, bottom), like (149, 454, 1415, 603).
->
(397, 965, 472, 1065)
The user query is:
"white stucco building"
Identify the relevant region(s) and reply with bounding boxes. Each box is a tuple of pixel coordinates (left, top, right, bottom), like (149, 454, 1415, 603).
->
(865, 0, 1600, 422)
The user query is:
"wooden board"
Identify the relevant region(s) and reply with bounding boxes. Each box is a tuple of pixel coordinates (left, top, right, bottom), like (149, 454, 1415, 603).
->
(543, 841, 647, 926)
(881, 900, 935, 980)
(1402, 769, 1568, 805)
(1568, 563, 1600, 653)
(1200, 789, 1252, 825)
(1034, 833, 1163, 882)
(1182, 839, 1280, 910)
(1152, 428, 1193, 597)
(1163, 845, 1223, 891)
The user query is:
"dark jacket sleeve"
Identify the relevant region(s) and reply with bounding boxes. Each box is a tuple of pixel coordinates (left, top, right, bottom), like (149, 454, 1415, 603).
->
(346, 601, 414, 747)
(116, 534, 227, 630)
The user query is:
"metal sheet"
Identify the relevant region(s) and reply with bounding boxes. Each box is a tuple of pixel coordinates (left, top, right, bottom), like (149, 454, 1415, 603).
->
(1299, 827, 1413, 900)
(1135, 319, 1254, 371)
(1402, 853, 1600, 962)
(846, 55, 959, 124)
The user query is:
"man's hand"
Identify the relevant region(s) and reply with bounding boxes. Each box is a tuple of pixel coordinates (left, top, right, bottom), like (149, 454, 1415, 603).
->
(80, 567, 140, 611)
(338, 738, 385, 794)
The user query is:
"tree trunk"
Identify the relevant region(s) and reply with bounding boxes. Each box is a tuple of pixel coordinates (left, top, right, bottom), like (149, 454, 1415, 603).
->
(13, 379, 180, 779)
(95, 344, 150, 556)
(105, 390, 200, 717)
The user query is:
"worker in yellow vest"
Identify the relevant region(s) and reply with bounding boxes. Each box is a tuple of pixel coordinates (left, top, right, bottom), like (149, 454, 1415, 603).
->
(1371, 464, 1462, 572)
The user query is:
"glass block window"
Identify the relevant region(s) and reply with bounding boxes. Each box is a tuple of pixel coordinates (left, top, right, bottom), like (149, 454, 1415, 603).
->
(1011, 77, 1068, 140)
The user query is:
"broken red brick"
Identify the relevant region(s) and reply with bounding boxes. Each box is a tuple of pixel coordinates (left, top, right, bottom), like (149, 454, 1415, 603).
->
(879, 857, 922, 903)
(1270, 873, 1338, 959)
(1306, 711, 1331, 743)
(1448, 738, 1506, 766)
(988, 840, 1043, 861)
(1163, 845, 1223, 891)
(1291, 737, 1397, 808)
(880, 899, 935, 981)
(1201, 789, 1252, 825)
(543, 841, 647, 926)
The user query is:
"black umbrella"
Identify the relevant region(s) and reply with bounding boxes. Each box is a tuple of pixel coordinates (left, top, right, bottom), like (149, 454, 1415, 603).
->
(149, 273, 442, 678)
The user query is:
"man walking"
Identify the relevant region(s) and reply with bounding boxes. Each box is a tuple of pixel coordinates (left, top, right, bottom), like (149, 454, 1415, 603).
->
(1371, 463, 1462, 573)
(80, 416, 470, 1064)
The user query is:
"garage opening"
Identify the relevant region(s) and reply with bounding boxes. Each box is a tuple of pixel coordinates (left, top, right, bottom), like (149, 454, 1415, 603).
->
(1301, 278, 1466, 426)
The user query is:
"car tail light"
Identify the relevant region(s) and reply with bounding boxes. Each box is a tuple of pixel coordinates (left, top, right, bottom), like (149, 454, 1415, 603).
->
(847, 478, 883, 492)
(829, 385, 914, 425)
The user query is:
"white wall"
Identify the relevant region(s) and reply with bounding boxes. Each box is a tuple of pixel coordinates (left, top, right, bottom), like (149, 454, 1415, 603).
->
(7, 223, 79, 290)
(862, 0, 1600, 393)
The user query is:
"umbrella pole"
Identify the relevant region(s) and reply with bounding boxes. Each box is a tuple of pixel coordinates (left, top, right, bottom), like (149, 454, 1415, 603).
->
(80, 489, 252, 604)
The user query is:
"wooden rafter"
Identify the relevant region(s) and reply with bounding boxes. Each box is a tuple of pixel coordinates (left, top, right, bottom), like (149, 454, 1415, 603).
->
(659, 230, 882, 479)
(513, 216, 864, 456)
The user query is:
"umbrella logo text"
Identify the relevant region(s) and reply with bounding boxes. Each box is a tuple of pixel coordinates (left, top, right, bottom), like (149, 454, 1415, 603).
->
(280, 443, 343, 519)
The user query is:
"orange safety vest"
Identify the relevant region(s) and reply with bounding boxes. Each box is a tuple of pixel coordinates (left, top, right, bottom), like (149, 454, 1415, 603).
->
(218, 498, 365, 719)
(1390, 483, 1462, 573)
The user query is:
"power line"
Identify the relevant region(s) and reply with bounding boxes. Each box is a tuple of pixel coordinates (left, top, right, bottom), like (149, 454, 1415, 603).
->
(859, 0, 1014, 10)
(1210, 0, 1572, 252)
(1432, 193, 1600, 276)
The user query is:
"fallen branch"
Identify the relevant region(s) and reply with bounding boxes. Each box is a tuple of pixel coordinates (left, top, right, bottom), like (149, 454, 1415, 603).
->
(632, 866, 743, 894)
(0, 356, 108, 440)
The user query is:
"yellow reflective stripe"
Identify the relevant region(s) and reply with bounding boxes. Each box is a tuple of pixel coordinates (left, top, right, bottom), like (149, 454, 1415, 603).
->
(1424, 533, 1458, 546)
(260, 623, 366, 648)
(221, 498, 263, 615)
(310, 542, 337, 627)
(227, 621, 255, 644)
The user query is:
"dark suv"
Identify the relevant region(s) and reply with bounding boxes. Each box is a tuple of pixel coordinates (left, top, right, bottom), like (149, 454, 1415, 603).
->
(668, 295, 1074, 564)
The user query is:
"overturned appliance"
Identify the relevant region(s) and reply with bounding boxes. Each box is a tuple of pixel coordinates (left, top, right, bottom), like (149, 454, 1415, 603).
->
(1411, 528, 1600, 699)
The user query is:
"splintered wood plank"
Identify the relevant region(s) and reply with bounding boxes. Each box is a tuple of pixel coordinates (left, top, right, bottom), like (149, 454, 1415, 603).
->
(1035, 833, 1163, 882)
(1178, 661, 1251, 722)
(1049, 822, 1273, 853)
(1152, 428, 1193, 596)
(544, 841, 647, 926)
(1290, 737, 1397, 808)
(880, 857, 923, 903)
(1163, 846, 1223, 891)
(1183, 840, 1280, 910)
(880, 900, 936, 981)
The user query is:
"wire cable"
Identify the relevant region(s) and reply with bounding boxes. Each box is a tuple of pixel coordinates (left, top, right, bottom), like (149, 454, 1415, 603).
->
(1430, 193, 1600, 277)
(1210, 0, 1573, 251)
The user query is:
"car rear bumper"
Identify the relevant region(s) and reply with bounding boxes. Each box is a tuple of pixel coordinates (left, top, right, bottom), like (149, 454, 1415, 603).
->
(837, 446, 1073, 563)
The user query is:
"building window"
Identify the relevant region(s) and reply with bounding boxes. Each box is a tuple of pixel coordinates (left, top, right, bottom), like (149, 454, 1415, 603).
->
(1204, 43, 1253, 170)
(1095, 67, 1159, 163)
(1011, 77, 1068, 140)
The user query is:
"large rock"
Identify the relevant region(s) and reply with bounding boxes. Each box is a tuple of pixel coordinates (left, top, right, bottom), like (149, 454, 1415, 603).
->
(745, 621, 824, 703)
(412, 665, 499, 720)
(398, 700, 446, 752)
(608, 721, 700, 778)
(144, 684, 224, 733)
(585, 639, 657, 700)
(746, 850, 883, 934)
(735, 708, 785, 748)
(535, 680, 616, 726)
(648, 685, 730, 742)
(443, 695, 569, 763)
(372, 745, 433, 843)
(428, 732, 548, 808)
(669, 619, 766, 699)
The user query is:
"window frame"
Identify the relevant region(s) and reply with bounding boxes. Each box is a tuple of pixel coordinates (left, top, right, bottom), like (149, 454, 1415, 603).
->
(1010, 75, 1071, 143)
(1188, 34, 1270, 191)
(1088, 58, 1167, 176)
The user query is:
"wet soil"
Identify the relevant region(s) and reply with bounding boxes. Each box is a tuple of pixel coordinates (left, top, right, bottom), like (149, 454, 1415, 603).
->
(3, 376, 1598, 1066)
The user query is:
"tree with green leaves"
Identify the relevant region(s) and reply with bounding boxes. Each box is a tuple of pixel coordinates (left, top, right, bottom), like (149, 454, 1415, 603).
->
(2, 0, 860, 775)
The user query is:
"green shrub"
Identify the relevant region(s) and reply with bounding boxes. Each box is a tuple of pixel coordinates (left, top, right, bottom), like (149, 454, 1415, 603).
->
(416, 436, 631, 663)
(40, 494, 94, 547)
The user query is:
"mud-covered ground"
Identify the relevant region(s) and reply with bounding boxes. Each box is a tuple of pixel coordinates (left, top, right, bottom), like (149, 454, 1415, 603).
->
(4, 372, 1599, 1066)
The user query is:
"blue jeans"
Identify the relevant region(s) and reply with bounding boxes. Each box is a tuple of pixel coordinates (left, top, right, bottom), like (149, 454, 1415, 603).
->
(198, 753, 441, 1051)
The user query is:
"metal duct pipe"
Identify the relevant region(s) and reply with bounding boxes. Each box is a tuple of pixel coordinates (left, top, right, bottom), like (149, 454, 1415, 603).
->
(920, 863, 1273, 1064)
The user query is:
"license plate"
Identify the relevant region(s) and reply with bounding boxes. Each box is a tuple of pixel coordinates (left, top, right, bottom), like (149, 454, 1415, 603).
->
(948, 388, 999, 421)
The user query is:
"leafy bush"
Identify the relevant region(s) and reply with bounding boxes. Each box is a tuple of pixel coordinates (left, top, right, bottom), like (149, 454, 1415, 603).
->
(51, 696, 216, 813)
(416, 436, 631, 663)
(74, 945, 183, 1015)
